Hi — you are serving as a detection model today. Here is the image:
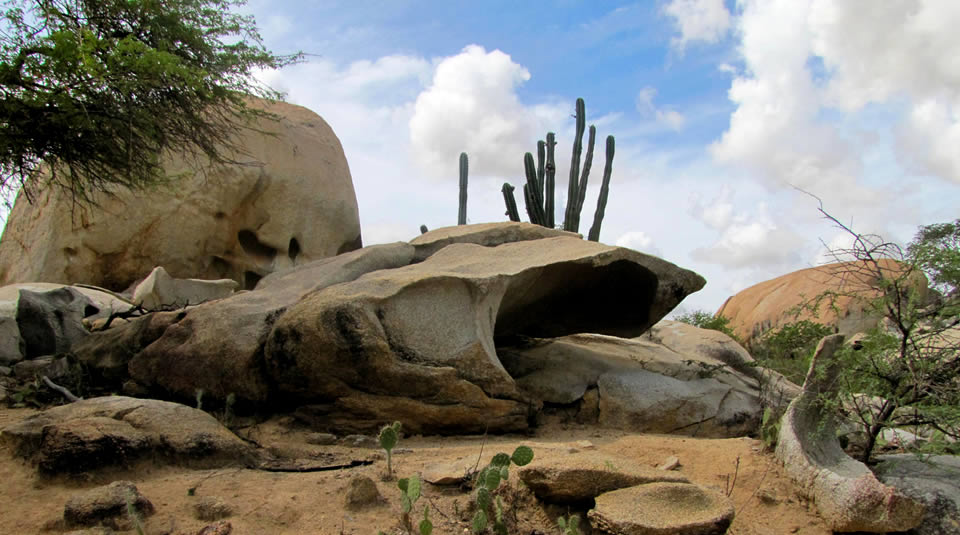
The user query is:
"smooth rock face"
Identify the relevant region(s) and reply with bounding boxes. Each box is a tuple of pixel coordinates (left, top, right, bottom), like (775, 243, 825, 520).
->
(264, 236, 705, 434)
(874, 454, 960, 535)
(16, 287, 97, 358)
(716, 259, 921, 345)
(64, 481, 154, 528)
(409, 222, 580, 262)
(499, 332, 761, 437)
(132, 266, 238, 310)
(775, 335, 925, 533)
(0, 99, 362, 291)
(0, 396, 254, 473)
(517, 454, 688, 503)
(125, 243, 415, 403)
(588, 482, 735, 535)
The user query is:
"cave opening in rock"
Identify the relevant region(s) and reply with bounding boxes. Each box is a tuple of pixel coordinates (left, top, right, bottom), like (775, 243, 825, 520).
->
(244, 270, 262, 290)
(237, 229, 277, 263)
(288, 237, 301, 262)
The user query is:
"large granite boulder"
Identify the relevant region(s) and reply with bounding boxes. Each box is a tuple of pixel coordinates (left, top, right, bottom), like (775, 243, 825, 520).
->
(409, 222, 580, 262)
(874, 454, 960, 535)
(0, 396, 255, 474)
(263, 236, 705, 434)
(775, 335, 925, 532)
(499, 330, 762, 437)
(0, 99, 362, 291)
(716, 259, 925, 346)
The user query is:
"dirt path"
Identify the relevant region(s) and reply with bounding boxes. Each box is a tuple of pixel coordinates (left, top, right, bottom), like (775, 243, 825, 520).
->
(0, 407, 830, 534)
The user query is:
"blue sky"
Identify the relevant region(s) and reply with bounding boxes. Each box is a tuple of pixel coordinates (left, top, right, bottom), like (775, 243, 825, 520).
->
(239, 0, 960, 313)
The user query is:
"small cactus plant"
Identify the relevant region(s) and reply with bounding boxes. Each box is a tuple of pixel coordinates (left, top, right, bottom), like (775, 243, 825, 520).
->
(558, 514, 581, 535)
(379, 421, 402, 478)
(458, 152, 469, 225)
(470, 445, 534, 534)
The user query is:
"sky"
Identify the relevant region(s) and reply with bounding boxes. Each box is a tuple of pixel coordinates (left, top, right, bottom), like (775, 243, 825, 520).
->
(10, 0, 949, 314)
(239, 0, 960, 314)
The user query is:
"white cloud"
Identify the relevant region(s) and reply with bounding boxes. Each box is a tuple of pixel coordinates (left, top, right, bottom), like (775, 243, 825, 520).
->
(635, 86, 686, 131)
(663, 0, 732, 50)
(691, 201, 805, 269)
(688, 186, 735, 230)
(615, 231, 662, 256)
(409, 45, 542, 179)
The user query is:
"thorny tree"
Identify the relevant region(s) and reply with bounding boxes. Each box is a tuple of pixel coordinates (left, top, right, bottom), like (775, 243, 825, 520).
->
(805, 197, 959, 462)
(0, 0, 299, 208)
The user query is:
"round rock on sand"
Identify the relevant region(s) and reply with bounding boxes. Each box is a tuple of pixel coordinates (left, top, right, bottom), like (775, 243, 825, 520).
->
(588, 482, 735, 535)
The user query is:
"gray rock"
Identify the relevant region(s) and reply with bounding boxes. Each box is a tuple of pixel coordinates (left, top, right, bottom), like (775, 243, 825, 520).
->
(126, 242, 415, 404)
(517, 454, 688, 503)
(132, 266, 238, 310)
(344, 475, 384, 510)
(12, 355, 74, 381)
(1, 396, 255, 474)
(409, 221, 580, 262)
(588, 482, 735, 535)
(64, 481, 154, 527)
(499, 333, 762, 437)
(304, 432, 338, 446)
(774, 335, 925, 532)
(16, 287, 96, 358)
(264, 235, 704, 434)
(874, 454, 960, 535)
(0, 365, 11, 376)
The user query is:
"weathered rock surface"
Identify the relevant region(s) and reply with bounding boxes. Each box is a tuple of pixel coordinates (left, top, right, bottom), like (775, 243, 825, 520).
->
(264, 236, 705, 434)
(409, 222, 580, 262)
(0, 99, 362, 291)
(588, 482, 735, 535)
(132, 266, 237, 310)
(499, 331, 762, 437)
(874, 454, 960, 535)
(193, 496, 235, 521)
(0, 396, 255, 473)
(125, 243, 415, 403)
(343, 475, 384, 510)
(64, 481, 154, 528)
(774, 335, 925, 532)
(517, 454, 688, 503)
(0, 283, 134, 365)
(716, 259, 923, 345)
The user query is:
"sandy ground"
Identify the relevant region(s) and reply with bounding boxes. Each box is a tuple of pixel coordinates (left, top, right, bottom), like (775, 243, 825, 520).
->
(0, 406, 832, 535)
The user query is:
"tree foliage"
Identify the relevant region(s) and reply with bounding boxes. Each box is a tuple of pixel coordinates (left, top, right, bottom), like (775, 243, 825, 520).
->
(0, 0, 299, 205)
(674, 309, 740, 342)
(808, 201, 960, 461)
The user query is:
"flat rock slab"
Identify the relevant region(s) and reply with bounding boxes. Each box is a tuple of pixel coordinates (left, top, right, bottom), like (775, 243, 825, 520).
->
(588, 482, 735, 535)
(874, 454, 960, 535)
(64, 480, 154, 527)
(0, 396, 255, 474)
(409, 222, 580, 262)
(517, 454, 688, 503)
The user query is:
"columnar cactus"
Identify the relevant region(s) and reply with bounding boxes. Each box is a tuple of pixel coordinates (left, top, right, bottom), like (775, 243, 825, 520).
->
(587, 135, 615, 242)
(501, 183, 520, 222)
(544, 132, 556, 229)
(458, 152, 468, 225)
(563, 98, 587, 232)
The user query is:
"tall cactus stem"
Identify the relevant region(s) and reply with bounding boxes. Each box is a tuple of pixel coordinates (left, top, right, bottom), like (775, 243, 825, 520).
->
(563, 98, 586, 232)
(573, 124, 596, 231)
(545, 132, 556, 229)
(588, 135, 615, 242)
(536, 140, 546, 198)
(523, 152, 545, 224)
(501, 183, 521, 222)
(458, 152, 468, 225)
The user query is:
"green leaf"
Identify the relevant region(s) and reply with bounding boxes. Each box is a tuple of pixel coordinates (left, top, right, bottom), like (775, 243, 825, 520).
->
(398, 478, 409, 492)
(490, 453, 510, 467)
(500, 466, 509, 481)
(419, 506, 432, 535)
(406, 474, 421, 502)
(401, 493, 412, 514)
(511, 445, 534, 466)
(379, 425, 398, 452)
(476, 487, 491, 510)
(472, 509, 488, 534)
(483, 467, 501, 490)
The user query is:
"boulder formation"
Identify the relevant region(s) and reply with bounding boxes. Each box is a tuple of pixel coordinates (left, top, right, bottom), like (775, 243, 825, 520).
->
(0, 99, 362, 292)
(70, 224, 707, 435)
(716, 259, 924, 346)
(873, 454, 960, 535)
(774, 334, 925, 532)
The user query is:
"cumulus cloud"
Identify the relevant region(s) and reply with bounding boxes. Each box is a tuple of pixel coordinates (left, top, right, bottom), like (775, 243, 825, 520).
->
(663, 0, 732, 50)
(409, 45, 543, 179)
(636, 86, 686, 131)
(687, 186, 735, 230)
(691, 202, 805, 269)
(615, 231, 662, 256)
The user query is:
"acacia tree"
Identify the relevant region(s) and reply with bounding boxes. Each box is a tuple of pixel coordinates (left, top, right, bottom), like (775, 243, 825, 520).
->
(808, 202, 960, 461)
(0, 0, 299, 206)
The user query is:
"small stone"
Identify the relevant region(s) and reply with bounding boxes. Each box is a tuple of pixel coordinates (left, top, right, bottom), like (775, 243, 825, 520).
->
(757, 488, 779, 505)
(588, 482, 735, 535)
(196, 520, 232, 535)
(121, 380, 150, 397)
(657, 455, 681, 471)
(0, 365, 12, 376)
(423, 460, 472, 485)
(574, 440, 596, 450)
(64, 481, 154, 528)
(193, 496, 233, 521)
(342, 434, 379, 448)
(344, 475, 383, 509)
(518, 454, 688, 503)
(305, 432, 337, 446)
